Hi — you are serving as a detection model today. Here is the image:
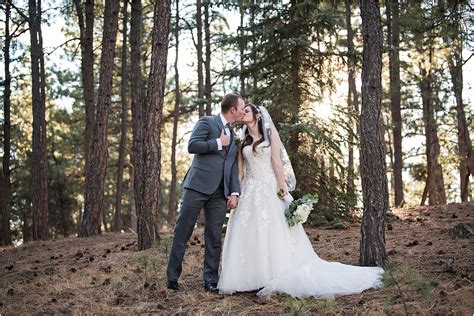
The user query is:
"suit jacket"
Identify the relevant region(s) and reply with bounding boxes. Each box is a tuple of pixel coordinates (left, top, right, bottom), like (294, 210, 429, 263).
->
(182, 115, 240, 197)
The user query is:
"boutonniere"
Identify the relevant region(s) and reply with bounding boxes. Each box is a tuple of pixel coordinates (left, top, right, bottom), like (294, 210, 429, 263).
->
(234, 133, 243, 146)
(232, 122, 243, 146)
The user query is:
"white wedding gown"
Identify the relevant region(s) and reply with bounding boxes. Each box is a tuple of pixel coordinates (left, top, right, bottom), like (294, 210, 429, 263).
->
(218, 143, 384, 298)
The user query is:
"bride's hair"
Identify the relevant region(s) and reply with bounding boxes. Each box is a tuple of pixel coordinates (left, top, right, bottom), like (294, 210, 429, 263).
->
(242, 104, 271, 154)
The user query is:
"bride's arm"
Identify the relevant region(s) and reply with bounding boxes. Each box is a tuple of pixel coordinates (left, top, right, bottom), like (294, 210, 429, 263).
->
(270, 130, 288, 197)
(238, 146, 244, 183)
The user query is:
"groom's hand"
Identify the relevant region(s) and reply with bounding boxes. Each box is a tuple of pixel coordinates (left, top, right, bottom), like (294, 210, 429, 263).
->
(220, 129, 231, 147)
(227, 195, 238, 209)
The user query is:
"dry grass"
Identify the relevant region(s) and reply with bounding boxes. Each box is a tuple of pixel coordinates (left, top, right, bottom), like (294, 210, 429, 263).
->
(0, 202, 473, 314)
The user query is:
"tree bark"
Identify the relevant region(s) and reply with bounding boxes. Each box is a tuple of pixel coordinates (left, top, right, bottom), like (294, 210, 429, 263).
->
(239, 3, 245, 95)
(79, 0, 120, 237)
(196, 0, 204, 117)
(386, 0, 404, 207)
(420, 47, 446, 206)
(29, 0, 49, 241)
(204, 0, 212, 116)
(73, 0, 95, 176)
(113, 0, 129, 232)
(359, 0, 388, 267)
(136, 0, 171, 250)
(344, 0, 359, 199)
(131, 0, 144, 237)
(168, 0, 180, 226)
(448, 13, 472, 202)
(1, 0, 13, 246)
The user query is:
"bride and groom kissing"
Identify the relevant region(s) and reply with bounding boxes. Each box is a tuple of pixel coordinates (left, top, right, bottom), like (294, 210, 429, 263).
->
(166, 93, 384, 297)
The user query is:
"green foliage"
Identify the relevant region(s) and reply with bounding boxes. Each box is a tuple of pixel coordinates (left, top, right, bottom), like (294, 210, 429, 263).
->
(382, 261, 436, 313)
(285, 296, 313, 315)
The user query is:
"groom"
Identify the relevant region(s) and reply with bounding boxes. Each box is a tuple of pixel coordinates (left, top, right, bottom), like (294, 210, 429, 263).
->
(166, 93, 245, 292)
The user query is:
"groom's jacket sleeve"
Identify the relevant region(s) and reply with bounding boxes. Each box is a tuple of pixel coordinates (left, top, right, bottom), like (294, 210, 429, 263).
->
(229, 159, 240, 195)
(188, 117, 219, 154)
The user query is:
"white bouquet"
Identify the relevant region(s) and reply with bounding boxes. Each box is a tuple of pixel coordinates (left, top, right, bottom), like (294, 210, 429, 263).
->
(283, 194, 318, 227)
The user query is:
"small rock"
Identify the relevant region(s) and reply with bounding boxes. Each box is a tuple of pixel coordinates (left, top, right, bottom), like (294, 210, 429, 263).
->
(426, 241, 433, 246)
(106, 249, 111, 254)
(88, 257, 95, 262)
(405, 240, 418, 247)
(70, 267, 77, 273)
(102, 278, 111, 286)
(35, 260, 40, 263)
(51, 298, 57, 303)
(190, 242, 196, 246)
(4, 265, 13, 270)
(446, 258, 455, 273)
(144, 282, 150, 289)
(44, 267, 54, 275)
(452, 223, 474, 239)
(7, 288, 14, 296)
(120, 247, 126, 251)
(387, 223, 393, 230)
(452, 214, 458, 219)
(344, 251, 350, 256)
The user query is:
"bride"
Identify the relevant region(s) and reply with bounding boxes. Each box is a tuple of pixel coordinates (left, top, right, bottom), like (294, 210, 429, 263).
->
(217, 104, 384, 298)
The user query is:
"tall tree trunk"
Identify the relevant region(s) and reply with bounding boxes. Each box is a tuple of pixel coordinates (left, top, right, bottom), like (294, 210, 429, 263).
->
(136, 0, 171, 250)
(131, 0, 144, 238)
(113, 0, 129, 232)
(73, 0, 95, 177)
(168, 0, 180, 226)
(344, 0, 359, 199)
(250, 5, 257, 95)
(386, 0, 404, 207)
(79, 0, 120, 237)
(239, 4, 245, 95)
(1, 0, 13, 246)
(286, 0, 303, 185)
(359, 0, 388, 267)
(129, 164, 137, 232)
(448, 16, 472, 202)
(204, 0, 212, 115)
(420, 47, 446, 206)
(196, 0, 204, 117)
(29, 0, 48, 241)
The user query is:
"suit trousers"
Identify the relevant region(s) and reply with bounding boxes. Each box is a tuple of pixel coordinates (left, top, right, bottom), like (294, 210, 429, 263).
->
(166, 181, 227, 285)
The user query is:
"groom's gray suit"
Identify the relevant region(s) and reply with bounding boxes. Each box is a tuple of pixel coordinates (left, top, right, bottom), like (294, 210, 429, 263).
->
(167, 114, 240, 286)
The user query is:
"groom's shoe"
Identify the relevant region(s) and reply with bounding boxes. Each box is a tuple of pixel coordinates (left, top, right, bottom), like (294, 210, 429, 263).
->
(167, 280, 180, 291)
(204, 283, 219, 293)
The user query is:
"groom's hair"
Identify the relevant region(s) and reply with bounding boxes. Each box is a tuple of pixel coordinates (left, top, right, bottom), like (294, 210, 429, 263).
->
(221, 93, 243, 113)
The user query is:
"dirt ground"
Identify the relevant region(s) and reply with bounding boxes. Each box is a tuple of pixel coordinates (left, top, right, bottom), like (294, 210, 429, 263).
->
(1, 202, 473, 314)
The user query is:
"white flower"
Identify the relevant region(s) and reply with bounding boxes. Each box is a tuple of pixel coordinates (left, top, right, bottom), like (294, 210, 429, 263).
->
(294, 203, 313, 224)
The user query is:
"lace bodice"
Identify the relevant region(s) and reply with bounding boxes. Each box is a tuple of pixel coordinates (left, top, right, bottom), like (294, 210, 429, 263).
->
(242, 143, 277, 186)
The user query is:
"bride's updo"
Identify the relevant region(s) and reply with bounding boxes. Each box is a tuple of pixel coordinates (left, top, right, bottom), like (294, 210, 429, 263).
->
(242, 104, 271, 154)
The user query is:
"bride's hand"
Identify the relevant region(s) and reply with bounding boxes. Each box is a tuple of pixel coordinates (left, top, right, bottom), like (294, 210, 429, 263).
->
(277, 188, 288, 200)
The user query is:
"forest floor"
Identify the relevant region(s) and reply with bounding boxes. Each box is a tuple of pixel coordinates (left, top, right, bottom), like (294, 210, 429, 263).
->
(1, 202, 473, 314)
